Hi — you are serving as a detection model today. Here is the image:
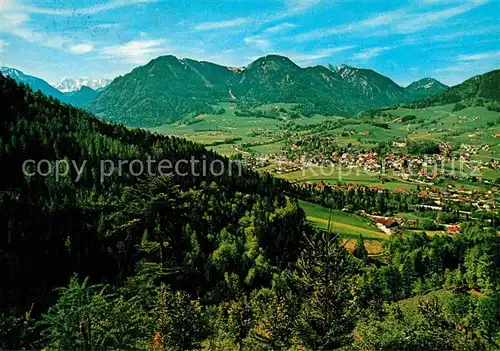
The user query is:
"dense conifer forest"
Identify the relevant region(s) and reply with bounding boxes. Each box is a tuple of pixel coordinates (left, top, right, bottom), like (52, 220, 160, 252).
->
(1, 74, 499, 350)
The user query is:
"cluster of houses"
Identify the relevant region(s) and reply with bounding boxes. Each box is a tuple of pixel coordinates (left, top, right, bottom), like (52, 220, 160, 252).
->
(251, 146, 497, 186)
(360, 213, 462, 235)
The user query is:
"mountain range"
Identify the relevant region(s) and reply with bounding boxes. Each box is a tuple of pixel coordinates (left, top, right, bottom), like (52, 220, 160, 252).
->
(11, 57, 499, 129)
(86, 55, 449, 127)
(0, 67, 99, 107)
(54, 77, 111, 92)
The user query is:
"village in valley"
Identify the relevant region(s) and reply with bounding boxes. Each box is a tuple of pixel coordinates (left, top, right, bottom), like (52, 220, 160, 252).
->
(218, 107, 500, 242)
(159, 101, 500, 250)
(240, 135, 500, 236)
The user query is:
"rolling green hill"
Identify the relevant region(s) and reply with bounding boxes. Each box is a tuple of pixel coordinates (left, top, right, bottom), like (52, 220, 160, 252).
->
(330, 64, 406, 107)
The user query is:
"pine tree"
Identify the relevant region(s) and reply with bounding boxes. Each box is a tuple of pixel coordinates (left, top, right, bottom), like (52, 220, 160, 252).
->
(154, 285, 206, 351)
(353, 234, 368, 260)
(37, 276, 150, 350)
(227, 296, 253, 351)
(248, 274, 300, 350)
(297, 232, 355, 349)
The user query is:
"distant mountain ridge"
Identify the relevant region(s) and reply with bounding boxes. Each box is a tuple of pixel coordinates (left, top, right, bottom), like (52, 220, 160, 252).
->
(1, 67, 67, 101)
(2, 58, 451, 128)
(329, 65, 449, 106)
(54, 77, 111, 92)
(0, 67, 99, 107)
(405, 78, 449, 101)
(406, 69, 500, 108)
(86, 55, 448, 127)
(329, 64, 406, 107)
(63, 86, 100, 107)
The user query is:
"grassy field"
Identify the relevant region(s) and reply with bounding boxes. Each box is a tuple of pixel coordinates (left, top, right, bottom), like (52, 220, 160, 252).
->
(149, 102, 336, 156)
(150, 101, 500, 191)
(246, 141, 286, 155)
(279, 166, 418, 191)
(384, 105, 500, 147)
(298, 200, 388, 239)
(150, 102, 284, 155)
(298, 200, 387, 255)
(405, 229, 449, 237)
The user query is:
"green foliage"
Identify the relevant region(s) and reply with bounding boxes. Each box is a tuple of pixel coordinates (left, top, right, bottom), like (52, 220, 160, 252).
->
(297, 232, 356, 349)
(401, 114, 417, 122)
(226, 296, 253, 351)
(154, 286, 206, 351)
(246, 274, 301, 351)
(405, 69, 500, 109)
(355, 291, 500, 351)
(38, 276, 150, 350)
(0, 306, 35, 350)
(453, 102, 466, 111)
(408, 140, 440, 155)
(353, 234, 368, 260)
(1, 72, 500, 350)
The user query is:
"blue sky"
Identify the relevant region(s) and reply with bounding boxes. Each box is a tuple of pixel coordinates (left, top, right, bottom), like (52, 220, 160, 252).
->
(0, 0, 499, 86)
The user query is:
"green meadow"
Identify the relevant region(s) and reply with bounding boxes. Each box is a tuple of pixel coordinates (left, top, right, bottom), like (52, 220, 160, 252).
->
(298, 200, 387, 241)
(279, 166, 418, 191)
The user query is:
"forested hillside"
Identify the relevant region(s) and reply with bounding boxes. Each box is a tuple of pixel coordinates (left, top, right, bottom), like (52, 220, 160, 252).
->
(1, 75, 499, 350)
(86, 55, 447, 127)
(405, 77, 449, 101)
(330, 64, 407, 106)
(405, 69, 500, 110)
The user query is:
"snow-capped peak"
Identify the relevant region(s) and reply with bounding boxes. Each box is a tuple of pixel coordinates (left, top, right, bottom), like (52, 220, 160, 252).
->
(1, 67, 27, 81)
(54, 77, 112, 92)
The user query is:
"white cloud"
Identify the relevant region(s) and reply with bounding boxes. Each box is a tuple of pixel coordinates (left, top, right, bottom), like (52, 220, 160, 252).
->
(429, 25, 500, 41)
(244, 36, 272, 50)
(69, 43, 94, 54)
(18, 0, 157, 16)
(296, 1, 488, 41)
(284, 0, 322, 14)
(275, 45, 355, 65)
(434, 49, 500, 85)
(352, 46, 394, 61)
(101, 39, 170, 64)
(0, 0, 156, 55)
(94, 23, 122, 30)
(265, 0, 323, 23)
(0, 5, 71, 49)
(458, 50, 500, 61)
(0, 39, 6, 53)
(296, 8, 406, 41)
(394, 1, 488, 33)
(264, 22, 297, 34)
(194, 17, 249, 31)
(434, 65, 468, 73)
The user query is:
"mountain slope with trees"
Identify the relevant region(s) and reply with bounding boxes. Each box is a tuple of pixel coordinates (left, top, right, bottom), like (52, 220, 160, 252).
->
(330, 64, 407, 106)
(405, 77, 449, 101)
(330, 65, 448, 106)
(405, 69, 500, 110)
(86, 55, 448, 127)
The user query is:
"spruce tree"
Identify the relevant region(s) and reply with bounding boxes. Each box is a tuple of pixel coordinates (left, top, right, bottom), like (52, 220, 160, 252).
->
(353, 234, 368, 260)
